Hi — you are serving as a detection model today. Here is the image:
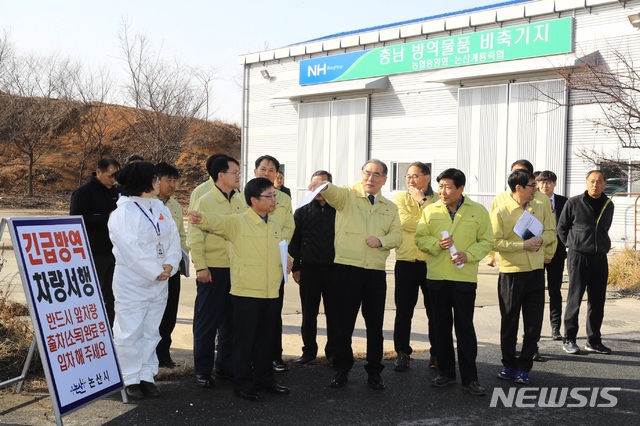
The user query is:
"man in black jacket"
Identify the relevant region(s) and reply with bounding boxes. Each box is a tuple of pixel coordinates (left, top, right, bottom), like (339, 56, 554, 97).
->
(289, 170, 336, 365)
(557, 170, 614, 355)
(536, 171, 568, 341)
(69, 158, 121, 326)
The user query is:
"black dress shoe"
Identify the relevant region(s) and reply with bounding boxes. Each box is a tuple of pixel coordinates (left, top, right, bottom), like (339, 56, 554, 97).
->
(326, 356, 335, 367)
(195, 374, 215, 388)
(294, 354, 316, 364)
(367, 374, 385, 390)
(213, 368, 233, 381)
(429, 356, 438, 370)
(329, 372, 348, 388)
(235, 389, 259, 402)
(551, 328, 563, 341)
(139, 380, 161, 397)
(272, 360, 289, 372)
(533, 347, 543, 362)
(393, 352, 410, 372)
(462, 381, 487, 396)
(158, 357, 176, 369)
(431, 375, 453, 387)
(125, 384, 144, 400)
(264, 383, 291, 395)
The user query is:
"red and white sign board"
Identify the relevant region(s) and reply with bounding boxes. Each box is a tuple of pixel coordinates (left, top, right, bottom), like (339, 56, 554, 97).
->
(5, 216, 123, 421)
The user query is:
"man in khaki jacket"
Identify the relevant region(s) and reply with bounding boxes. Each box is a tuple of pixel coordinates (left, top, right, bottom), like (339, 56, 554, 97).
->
(415, 168, 494, 396)
(154, 162, 188, 369)
(322, 159, 402, 391)
(251, 155, 295, 372)
(188, 155, 246, 388)
(189, 177, 292, 402)
(392, 162, 436, 372)
(491, 169, 557, 386)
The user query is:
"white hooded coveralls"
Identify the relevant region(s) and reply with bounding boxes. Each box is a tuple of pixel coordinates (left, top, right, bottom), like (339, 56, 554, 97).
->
(108, 196, 181, 385)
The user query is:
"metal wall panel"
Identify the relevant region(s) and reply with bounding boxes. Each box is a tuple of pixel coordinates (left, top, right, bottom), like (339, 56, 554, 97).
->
(508, 80, 568, 194)
(458, 85, 509, 209)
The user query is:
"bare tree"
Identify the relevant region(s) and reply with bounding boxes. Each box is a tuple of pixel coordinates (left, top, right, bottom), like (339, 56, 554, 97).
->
(63, 64, 115, 184)
(0, 30, 13, 161)
(192, 66, 219, 121)
(0, 29, 13, 76)
(542, 48, 640, 191)
(0, 53, 74, 196)
(117, 21, 214, 164)
(554, 49, 640, 168)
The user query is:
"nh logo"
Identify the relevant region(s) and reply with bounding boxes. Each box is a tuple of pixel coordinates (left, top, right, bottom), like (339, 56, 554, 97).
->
(307, 63, 327, 77)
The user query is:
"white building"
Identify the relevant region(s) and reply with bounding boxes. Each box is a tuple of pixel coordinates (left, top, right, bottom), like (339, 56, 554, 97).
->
(239, 0, 640, 248)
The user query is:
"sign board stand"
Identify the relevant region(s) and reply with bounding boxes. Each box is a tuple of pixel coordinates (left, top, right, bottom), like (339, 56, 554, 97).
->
(0, 217, 127, 426)
(0, 338, 37, 393)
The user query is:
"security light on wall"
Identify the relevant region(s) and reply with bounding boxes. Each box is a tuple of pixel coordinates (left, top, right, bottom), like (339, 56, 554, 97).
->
(628, 13, 640, 28)
(260, 69, 271, 80)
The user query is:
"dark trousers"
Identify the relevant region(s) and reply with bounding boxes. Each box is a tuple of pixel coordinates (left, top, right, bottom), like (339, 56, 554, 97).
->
(428, 280, 478, 385)
(498, 270, 545, 372)
(232, 295, 278, 392)
(94, 254, 116, 327)
(563, 250, 608, 345)
(332, 264, 386, 376)
(272, 279, 285, 362)
(393, 260, 434, 356)
(156, 272, 180, 360)
(298, 263, 337, 359)
(545, 258, 565, 331)
(193, 267, 233, 375)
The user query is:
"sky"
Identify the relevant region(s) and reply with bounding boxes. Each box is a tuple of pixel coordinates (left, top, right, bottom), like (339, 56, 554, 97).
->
(0, 0, 506, 125)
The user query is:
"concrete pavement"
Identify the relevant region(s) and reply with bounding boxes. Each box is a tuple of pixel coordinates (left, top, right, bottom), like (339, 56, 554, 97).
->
(2, 211, 640, 425)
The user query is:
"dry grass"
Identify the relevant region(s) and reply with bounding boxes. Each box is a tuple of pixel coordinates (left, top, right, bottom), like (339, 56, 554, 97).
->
(608, 248, 640, 295)
(0, 248, 43, 386)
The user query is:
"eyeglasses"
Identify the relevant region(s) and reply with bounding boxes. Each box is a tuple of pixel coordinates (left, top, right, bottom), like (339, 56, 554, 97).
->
(223, 171, 241, 177)
(526, 183, 537, 188)
(362, 171, 385, 179)
(405, 174, 426, 180)
(258, 194, 277, 199)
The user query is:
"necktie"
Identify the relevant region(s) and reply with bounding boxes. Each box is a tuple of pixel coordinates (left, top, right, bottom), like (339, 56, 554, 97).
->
(551, 197, 555, 213)
(368, 194, 375, 205)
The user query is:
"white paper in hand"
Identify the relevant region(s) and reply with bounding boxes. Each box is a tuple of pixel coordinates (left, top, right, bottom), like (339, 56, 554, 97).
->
(441, 230, 464, 269)
(514, 210, 543, 240)
(297, 182, 329, 209)
(279, 240, 289, 283)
